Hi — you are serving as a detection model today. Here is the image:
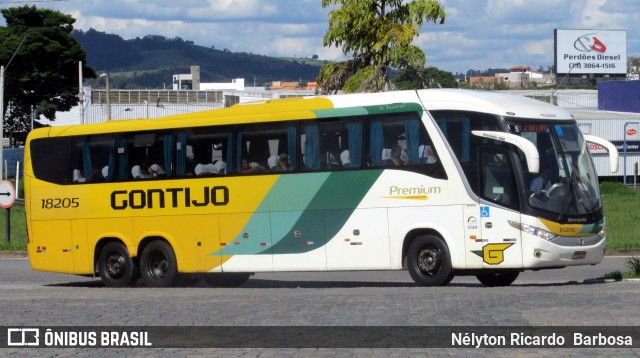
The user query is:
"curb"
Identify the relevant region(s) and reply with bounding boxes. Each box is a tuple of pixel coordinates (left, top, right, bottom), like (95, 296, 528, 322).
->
(605, 249, 640, 256)
(0, 251, 29, 259)
(0, 251, 27, 258)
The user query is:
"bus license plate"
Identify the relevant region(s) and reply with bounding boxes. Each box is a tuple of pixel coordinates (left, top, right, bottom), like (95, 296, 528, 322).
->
(572, 251, 587, 260)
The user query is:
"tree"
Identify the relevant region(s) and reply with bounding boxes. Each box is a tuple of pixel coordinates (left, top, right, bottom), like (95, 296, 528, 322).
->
(393, 66, 457, 89)
(317, 0, 445, 94)
(0, 6, 95, 134)
(628, 56, 640, 80)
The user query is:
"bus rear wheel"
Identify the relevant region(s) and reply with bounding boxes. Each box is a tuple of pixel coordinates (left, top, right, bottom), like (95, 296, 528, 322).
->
(98, 242, 135, 287)
(140, 240, 178, 287)
(407, 235, 454, 286)
(476, 270, 519, 287)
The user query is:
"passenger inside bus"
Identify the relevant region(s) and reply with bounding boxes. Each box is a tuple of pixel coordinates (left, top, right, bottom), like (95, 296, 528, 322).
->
(270, 153, 292, 172)
(132, 163, 165, 179)
(340, 150, 350, 167)
(530, 168, 552, 195)
(419, 145, 438, 164)
(241, 158, 266, 174)
(387, 145, 409, 166)
(73, 169, 87, 183)
(194, 160, 226, 176)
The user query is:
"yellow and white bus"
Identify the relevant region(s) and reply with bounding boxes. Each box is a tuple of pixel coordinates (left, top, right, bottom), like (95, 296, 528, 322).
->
(24, 89, 618, 287)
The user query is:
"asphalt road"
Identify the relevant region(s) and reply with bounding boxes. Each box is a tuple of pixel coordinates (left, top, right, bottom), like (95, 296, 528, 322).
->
(1, 256, 638, 357)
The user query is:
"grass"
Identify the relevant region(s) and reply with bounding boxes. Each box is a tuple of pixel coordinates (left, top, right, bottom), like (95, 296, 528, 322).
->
(603, 256, 640, 280)
(1, 182, 639, 252)
(600, 182, 640, 249)
(0, 204, 27, 251)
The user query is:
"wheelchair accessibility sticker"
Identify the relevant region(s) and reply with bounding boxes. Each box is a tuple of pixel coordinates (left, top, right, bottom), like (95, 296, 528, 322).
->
(480, 206, 490, 218)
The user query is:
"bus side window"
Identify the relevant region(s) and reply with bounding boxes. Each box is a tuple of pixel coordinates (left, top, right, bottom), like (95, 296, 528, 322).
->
(71, 135, 115, 183)
(129, 132, 171, 179)
(344, 119, 363, 168)
(116, 137, 130, 181)
(302, 119, 354, 171)
(302, 123, 320, 170)
(366, 114, 414, 167)
(480, 149, 519, 210)
(30, 137, 71, 185)
(239, 122, 295, 174)
(185, 126, 233, 176)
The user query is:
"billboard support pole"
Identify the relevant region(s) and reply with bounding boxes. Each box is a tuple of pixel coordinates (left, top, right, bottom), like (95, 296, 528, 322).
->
(623, 122, 640, 185)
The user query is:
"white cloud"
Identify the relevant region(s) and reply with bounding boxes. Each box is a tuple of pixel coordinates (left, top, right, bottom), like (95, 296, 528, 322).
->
(3, 0, 640, 74)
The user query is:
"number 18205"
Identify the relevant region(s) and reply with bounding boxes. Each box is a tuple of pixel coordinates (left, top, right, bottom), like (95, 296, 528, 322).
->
(41, 198, 79, 209)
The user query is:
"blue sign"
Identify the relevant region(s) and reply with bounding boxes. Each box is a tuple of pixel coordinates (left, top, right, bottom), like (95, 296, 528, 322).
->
(480, 206, 491, 218)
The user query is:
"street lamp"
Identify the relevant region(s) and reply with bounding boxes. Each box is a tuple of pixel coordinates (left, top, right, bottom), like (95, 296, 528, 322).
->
(100, 71, 111, 121)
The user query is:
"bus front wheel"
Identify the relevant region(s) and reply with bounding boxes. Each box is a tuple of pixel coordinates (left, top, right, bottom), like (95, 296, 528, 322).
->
(407, 235, 454, 286)
(476, 270, 519, 287)
(140, 240, 178, 287)
(98, 242, 135, 288)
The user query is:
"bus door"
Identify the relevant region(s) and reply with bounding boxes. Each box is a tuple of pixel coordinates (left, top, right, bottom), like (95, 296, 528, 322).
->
(475, 148, 523, 269)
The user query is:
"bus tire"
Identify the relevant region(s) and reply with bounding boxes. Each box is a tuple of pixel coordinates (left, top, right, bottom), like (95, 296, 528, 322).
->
(407, 235, 454, 286)
(476, 270, 519, 287)
(98, 242, 135, 288)
(140, 240, 178, 287)
(203, 273, 252, 287)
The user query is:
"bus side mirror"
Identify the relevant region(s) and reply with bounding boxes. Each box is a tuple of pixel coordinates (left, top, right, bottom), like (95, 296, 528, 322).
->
(583, 135, 619, 173)
(472, 130, 540, 173)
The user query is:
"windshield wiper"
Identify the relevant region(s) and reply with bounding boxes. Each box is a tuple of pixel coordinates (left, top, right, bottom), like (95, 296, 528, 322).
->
(559, 162, 597, 221)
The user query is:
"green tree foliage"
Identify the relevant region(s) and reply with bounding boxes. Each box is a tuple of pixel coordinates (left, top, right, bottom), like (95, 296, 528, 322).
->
(0, 6, 96, 132)
(318, 0, 445, 94)
(393, 66, 457, 89)
(628, 56, 640, 79)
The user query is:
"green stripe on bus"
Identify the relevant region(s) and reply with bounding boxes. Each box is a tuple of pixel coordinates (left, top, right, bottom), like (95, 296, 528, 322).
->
(263, 170, 382, 255)
(312, 102, 423, 119)
(212, 170, 382, 256)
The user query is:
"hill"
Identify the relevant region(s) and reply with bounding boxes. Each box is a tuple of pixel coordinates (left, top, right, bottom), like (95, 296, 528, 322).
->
(73, 29, 325, 89)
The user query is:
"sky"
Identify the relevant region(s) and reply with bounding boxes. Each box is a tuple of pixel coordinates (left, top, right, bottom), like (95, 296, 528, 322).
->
(1, 0, 640, 74)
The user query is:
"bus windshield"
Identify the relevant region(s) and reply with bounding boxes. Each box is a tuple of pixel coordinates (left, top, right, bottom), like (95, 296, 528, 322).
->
(509, 121, 601, 217)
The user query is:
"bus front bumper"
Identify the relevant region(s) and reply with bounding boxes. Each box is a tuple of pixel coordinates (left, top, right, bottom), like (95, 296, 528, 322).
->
(521, 234, 606, 269)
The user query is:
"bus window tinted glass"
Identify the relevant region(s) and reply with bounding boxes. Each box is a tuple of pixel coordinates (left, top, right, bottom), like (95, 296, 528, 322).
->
(31, 137, 71, 185)
(176, 127, 233, 177)
(365, 112, 445, 178)
(126, 132, 171, 179)
(238, 122, 296, 173)
(70, 135, 116, 183)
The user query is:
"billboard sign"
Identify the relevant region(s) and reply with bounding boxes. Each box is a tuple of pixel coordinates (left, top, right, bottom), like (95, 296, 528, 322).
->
(588, 140, 640, 154)
(555, 29, 627, 75)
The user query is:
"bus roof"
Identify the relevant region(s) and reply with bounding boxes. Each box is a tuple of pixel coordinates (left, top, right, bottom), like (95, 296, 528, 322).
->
(32, 89, 572, 139)
(415, 89, 574, 120)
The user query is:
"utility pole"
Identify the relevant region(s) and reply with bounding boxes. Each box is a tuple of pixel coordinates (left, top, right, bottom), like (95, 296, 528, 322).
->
(101, 70, 111, 121)
(106, 70, 111, 121)
(79, 61, 84, 124)
(0, 65, 5, 180)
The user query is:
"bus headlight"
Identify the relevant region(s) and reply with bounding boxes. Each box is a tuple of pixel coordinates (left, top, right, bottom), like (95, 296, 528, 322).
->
(598, 222, 606, 239)
(509, 221, 557, 241)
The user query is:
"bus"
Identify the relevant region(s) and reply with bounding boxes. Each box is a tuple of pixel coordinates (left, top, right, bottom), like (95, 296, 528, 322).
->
(24, 89, 619, 287)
